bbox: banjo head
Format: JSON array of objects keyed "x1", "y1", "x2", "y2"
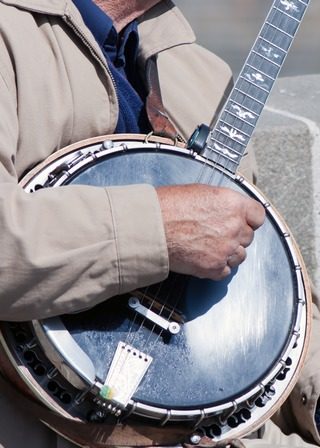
[{"x1": 0, "y1": 135, "x2": 311, "y2": 443}]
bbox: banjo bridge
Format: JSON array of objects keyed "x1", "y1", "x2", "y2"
[{"x1": 99, "y1": 341, "x2": 153, "y2": 412}]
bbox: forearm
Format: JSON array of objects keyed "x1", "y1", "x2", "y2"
[{"x1": 0, "y1": 181, "x2": 168, "y2": 321}]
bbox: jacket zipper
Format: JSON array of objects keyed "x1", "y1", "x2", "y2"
[{"x1": 63, "y1": 14, "x2": 118, "y2": 104}]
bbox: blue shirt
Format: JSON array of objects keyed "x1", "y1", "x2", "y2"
[{"x1": 72, "y1": 0, "x2": 150, "y2": 133}]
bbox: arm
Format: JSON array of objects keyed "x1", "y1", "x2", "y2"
[{"x1": 0, "y1": 72, "x2": 169, "y2": 321}]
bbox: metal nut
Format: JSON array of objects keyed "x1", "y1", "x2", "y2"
[{"x1": 189, "y1": 434, "x2": 202, "y2": 445}]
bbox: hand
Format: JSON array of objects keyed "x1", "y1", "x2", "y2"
[{"x1": 156, "y1": 184, "x2": 265, "y2": 280}]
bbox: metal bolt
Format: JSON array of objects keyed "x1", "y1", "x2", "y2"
[
  {"x1": 169, "y1": 322, "x2": 181, "y2": 334},
  {"x1": 190, "y1": 434, "x2": 202, "y2": 445},
  {"x1": 102, "y1": 140, "x2": 114, "y2": 149},
  {"x1": 128, "y1": 296, "x2": 139, "y2": 308}
]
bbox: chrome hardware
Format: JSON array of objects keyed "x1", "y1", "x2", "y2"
[
  {"x1": 101, "y1": 341, "x2": 152, "y2": 409},
  {"x1": 128, "y1": 296, "x2": 181, "y2": 334},
  {"x1": 102, "y1": 140, "x2": 114, "y2": 150},
  {"x1": 189, "y1": 434, "x2": 202, "y2": 445}
]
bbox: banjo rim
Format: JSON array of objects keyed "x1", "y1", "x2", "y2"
[{"x1": 1, "y1": 133, "x2": 312, "y2": 444}]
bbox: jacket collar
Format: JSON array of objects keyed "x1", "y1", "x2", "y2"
[
  {"x1": 0, "y1": 0, "x2": 69, "y2": 15},
  {"x1": 138, "y1": 0, "x2": 195, "y2": 66},
  {"x1": 0, "y1": 0, "x2": 195, "y2": 61}
]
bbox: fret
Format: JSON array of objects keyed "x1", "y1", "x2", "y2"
[
  {"x1": 221, "y1": 112, "x2": 254, "y2": 141},
  {"x1": 239, "y1": 73, "x2": 271, "y2": 94},
  {"x1": 254, "y1": 37, "x2": 287, "y2": 66},
  {"x1": 248, "y1": 52, "x2": 281, "y2": 80},
  {"x1": 222, "y1": 109, "x2": 256, "y2": 132},
  {"x1": 245, "y1": 63, "x2": 275, "y2": 82},
  {"x1": 260, "y1": 24, "x2": 292, "y2": 50},
  {"x1": 218, "y1": 119, "x2": 252, "y2": 139},
  {"x1": 227, "y1": 100, "x2": 259, "y2": 123},
  {"x1": 231, "y1": 89, "x2": 265, "y2": 117},
  {"x1": 237, "y1": 79, "x2": 269, "y2": 104},
  {"x1": 274, "y1": 6, "x2": 300, "y2": 23},
  {"x1": 210, "y1": 128, "x2": 248, "y2": 156},
  {"x1": 276, "y1": 0, "x2": 308, "y2": 20},
  {"x1": 205, "y1": 143, "x2": 240, "y2": 162},
  {"x1": 216, "y1": 126, "x2": 249, "y2": 147},
  {"x1": 208, "y1": 137, "x2": 243, "y2": 163},
  {"x1": 220, "y1": 103, "x2": 257, "y2": 134},
  {"x1": 268, "y1": 9, "x2": 300, "y2": 36},
  {"x1": 223, "y1": 114, "x2": 257, "y2": 138},
  {"x1": 259, "y1": 36, "x2": 287, "y2": 53},
  {"x1": 241, "y1": 66, "x2": 275, "y2": 93},
  {"x1": 233, "y1": 88, "x2": 265, "y2": 106},
  {"x1": 265, "y1": 21, "x2": 293, "y2": 38},
  {"x1": 200, "y1": 146, "x2": 239, "y2": 173},
  {"x1": 251, "y1": 49, "x2": 281, "y2": 68},
  {"x1": 210, "y1": 138, "x2": 246, "y2": 156},
  {"x1": 220, "y1": 115, "x2": 254, "y2": 139}
]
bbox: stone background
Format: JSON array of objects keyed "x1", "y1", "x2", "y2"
[{"x1": 174, "y1": 0, "x2": 320, "y2": 77}]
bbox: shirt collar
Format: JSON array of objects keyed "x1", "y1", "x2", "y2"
[
  {"x1": 72, "y1": 0, "x2": 139, "y2": 69},
  {"x1": 72, "y1": 0, "x2": 114, "y2": 48}
]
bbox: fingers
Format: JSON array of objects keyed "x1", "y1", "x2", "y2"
[
  {"x1": 239, "y1": 224, "x2": 254, "y2": 248},
  {"x1": 245, "y1": 199, "x2": 266, "y2": 230},
  {"x1": 214, "y1": 265, "x2": 232, "y2": 280},
  {"x1": 205, "y1": 245, "x2": 246, "y2": 280},
  {"x1": 211, "y1": 246, "x2": 246, "y2": 280},
  {"x1": 236, "y1": 198, "x2": 265, "y2": 251},
  {"x1": 227, "y1": 245, "x2": 247, "y2": 268}
]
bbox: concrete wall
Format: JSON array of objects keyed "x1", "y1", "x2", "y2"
[
  {"x1": 174, "y1": 0, "x2": 320, "y2": 79},
  {"x1": 252, "y1": 74, "x2": 320, "y2": 289}
]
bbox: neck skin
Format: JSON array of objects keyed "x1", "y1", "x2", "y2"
[{"x1": 93, "y1": 0, "x2": 161, "y2": 32}]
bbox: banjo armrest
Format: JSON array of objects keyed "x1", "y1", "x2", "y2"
[{"x1": 32, "y1": 318, "x2": 96, "y2": 389}]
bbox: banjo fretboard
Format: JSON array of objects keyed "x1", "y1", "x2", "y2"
[{"x1": 202, "y1": 0, "x2": 310, "y2": 173}]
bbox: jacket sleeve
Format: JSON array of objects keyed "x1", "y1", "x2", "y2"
[
  {"x1": 243, "y1": 419, "x2": 319, "y2": 447},
  {"x1": 0, "y1": 72, "x2": 169, "y2": 322}
]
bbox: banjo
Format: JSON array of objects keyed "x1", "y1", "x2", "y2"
[{"x1": 0, "y1": 0, "x2": 312, "y2": 446}]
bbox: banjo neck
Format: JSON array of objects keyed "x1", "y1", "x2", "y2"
[{"x1": 198, "y1": 0, "x2": 310, "y2": 174}]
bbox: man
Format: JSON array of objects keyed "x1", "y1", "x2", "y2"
[
  {"x1": 0, "y1": 0, "x2": 263, "y2": 321},
  {"x1": 0, "y1": 1, "x2": 317, "y2": 447}
]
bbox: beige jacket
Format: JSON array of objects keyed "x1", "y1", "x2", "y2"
[
  {"x1": 0, "y1": 1, "x2": 319, "y2": 448},
  {"x1": 0, "y1": 0, "x2": 240, "y2": 322}
]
